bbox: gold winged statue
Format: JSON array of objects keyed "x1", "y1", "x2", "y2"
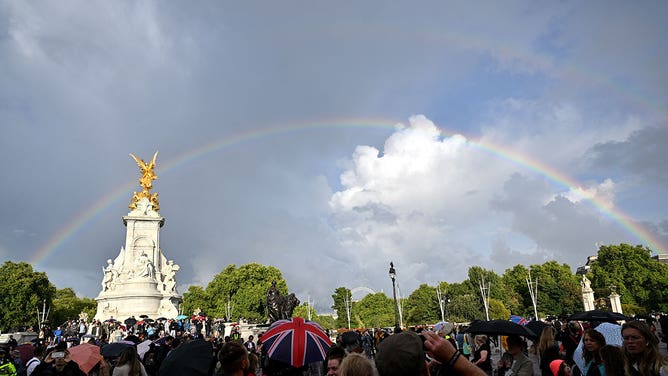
[{"x1": 129, "y1": 151, "x2": 160, "y2": 211}]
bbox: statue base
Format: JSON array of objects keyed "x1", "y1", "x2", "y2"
[{"x1": 94, "y1": 280, "x2": 180, "y2": 321}]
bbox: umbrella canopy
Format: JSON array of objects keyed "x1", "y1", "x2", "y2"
[
  {"x1": 103, "y1": 319, "x2": 118, "y2": 323},
  {"x1": 466, "y1": 320, "x2": 537, "y2": 338},
  {"x1": 568, "y1": 310, "x2": 629, "y2": 323},
  {"x1": 124, "y1": 317, "x2": 137, "y2": 326},
  {"x1": 69, "y1": 343, "x2": 101, "y2": 374},
  {"x1": 139, "y1": 315, "x2": 149, "y2": 319},
  {"x1": 158, "y1": 339, "x2": 213, "y2": 376},
  {"x1": 175, "y1": 315, "x2": 188, "y2": 320},
  {"x1": 156, "y1": 317, "x2": 168, "y2": 321},
  {"x1": 573, "y1": 322, "x2": 623, "y2": 372},
  {"x1": 137, "y1": 340, "x2": 153, "y2": 360},
  {"x1": 525, "y1": 321, "x2": 549, "y2": 340},
  {"x1": 15, "y1": 344, "x2": 34, "y2": 364},
  {"x1": 100, "y1": 342, "x2": 133, "y2": 358},
  {"x1": 262, "y1": 317, "x2": 333, "y2": 368}
]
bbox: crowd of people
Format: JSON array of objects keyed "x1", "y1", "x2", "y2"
[{"x1": 0, "y1": 313, "x2": 666, "y2": 376}]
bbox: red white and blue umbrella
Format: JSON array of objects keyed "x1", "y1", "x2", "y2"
[{"x1": 262, "y1": 317, "x2": 333, "y2": 368}]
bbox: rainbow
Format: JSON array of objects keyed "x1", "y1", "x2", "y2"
[{"x1": 30, "y1": 118, "x2": 665, "y2": 266}]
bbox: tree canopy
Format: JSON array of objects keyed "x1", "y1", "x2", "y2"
[
  {"x1": 0, "y1": 261, "x2": 56, "y2": 331},
  {"x1": 589, "y1": 244, "x2": 668, "y2": 312},
  {"x1": 181, "y1": 263, "x2": 288, "y2": 322}
]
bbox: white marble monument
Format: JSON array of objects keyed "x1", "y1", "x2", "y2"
[
  {"x1": 581, "y1": 274, "x2": 596, "y2": 311},
  {"x1": 94, "y1": 152, "x2": 181, "y2": 320}
]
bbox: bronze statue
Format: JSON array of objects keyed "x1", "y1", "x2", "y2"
[
  {"x1": 266, "y1": 281, "x2": 300, "y2": 323},
  {"x1": 129, "y1": 151, "x2": 160, "y2": 211}
]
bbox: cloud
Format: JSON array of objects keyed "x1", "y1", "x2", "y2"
[
  {"x1": 1, "y1": 2, "x2": 666, "y2": 314},
  {"x1": 584, "y1": 126, "x2": 668, "y2": 189}
]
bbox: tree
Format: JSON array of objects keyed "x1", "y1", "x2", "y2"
[
  {"x1": 404, "y1": 284, "x2": 439, "y2": 326},
  {"x1": 331, "y1": 287, "x2": 352, "y2": 328},
  {"x1": 447, "y1": 294, "x2": 483, "y2": 322},
  {"x1": 181, "y1": 285, "x2": 210, "y2": 318},
  {"x1": 353, "y1": 293, "x2": 394, "y2": 328},
  {"x1": 182, "y1": 263, "x2": 288, "y2": 322},
  {"x1": 0, "y1": 262, "x2": 56, "y2": 331},
  {"x1": 50, "y1": 288, "x2": 97, "y2": 326},
  {"x1": 589, "y1": 244, "x2": 668, "y2": 311},
  {"x1": 528, "y1": 261, "x2": 581, "y2": 316},
  {"x1": 488, "y1": 298, "x2": 510, "y2": 320},
  {"x1": 501, "y1": 264, "x2": 532, "y2": 316},
  {"x1": 292, "y1": 302, "x2": 336, "y2": 330}
]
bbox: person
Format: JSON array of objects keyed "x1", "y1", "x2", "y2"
[
  {"x1": 112, "y1": 347, "x2": 147, "y2": 376},
  {"x1": 580, "y1": 329, "x2": 606, "y2": 376},
  {"x1": 216, "y1": 342, "x2": 249, "y2": 376},
  {"x1": 0, "y1": 348, "x2": 17, "y2": 375},
  {"x1": 599, "y1": 345, "x2": 629, "y2": 376},
  {"x1": 31, "y1": 348, "x2": 86, "y2": 376},
  {"x1": 325, "y1": 345, "x2": 346, "y2": 376},
  {"x1": 6, "y1": 336, "x2": 17, "y2": 352},
  {"x1": 244, "y1": 335, "x2": 257, "y2": 355},
  {"x1": 560, "y1": 322, "x2": 582, "y2": 366},
  {"x1": 621, "y1": 320, "x2": 668, "y2": 376},
  {"x1": 10, "y1": 350, "x2": 24, "y2": 376},
  {"x1": 551, "y1": 360, "x2": 572, "y2": 376},
  {"x1": 540, "y1": 326, "x2": 562, "y2": 376},
  {"x1": 422, "y1": 331, "x2": 487, "y2": 376},
  {"x1": 26, "y1": 346, "x2": 44, "y2": 376},
  {"x1": 338, "y1": 353, "x2": 375, "y2": 376},
  {"x1": 472, "y1": 335, "x2": 493, "y2": 375},
  {"x1": 247, "y1": 353, "x2": 259, "y2": 376},
  {"x1": 497, "y1": 335, "x2": 533, "y2": 376},
  {"x1": 374, "y1": 331, "x2": 427, "y2": 376}
]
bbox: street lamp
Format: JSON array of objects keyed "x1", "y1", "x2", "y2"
[{"x1": 389, "y1": 262, "x2": 400, "y2": 332}]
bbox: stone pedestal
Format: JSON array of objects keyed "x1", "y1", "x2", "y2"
[
  {"x1": 581, "y1": 275, "x2": 596, "y2": 311},
  {"x1": 609, "y1": 292, "x2": 623, "y2": 315},
  {"x1": 94, "y1": 198, "x2": 181, "y2": 321}
]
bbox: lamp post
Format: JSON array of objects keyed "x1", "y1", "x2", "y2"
[{"x1": 389, "y1": 262, "x2": 400, "y2": 332}]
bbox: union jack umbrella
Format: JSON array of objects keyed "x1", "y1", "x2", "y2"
[{"x1": 262, "y1": 317, "x2": 333, "y2": 368}]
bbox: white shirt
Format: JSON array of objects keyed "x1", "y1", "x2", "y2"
[{"x1": 26, "y1": 357, "x2": 40, "y2": 376}]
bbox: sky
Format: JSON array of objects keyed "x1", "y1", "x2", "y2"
[{"x1": 1, "y1": 1, "x2": 667, "y2": 314}]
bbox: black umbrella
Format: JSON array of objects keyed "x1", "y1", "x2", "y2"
[
  {"x1": 466, "y1": 320, "x2": 536, "y2": 338},
  {"x1": 100, "y1": 342, "x2": 133, "y2": 358},
  {"x1": 139, "y1": 315, "x2": 149, "y2": 319},
  {"x1": 124, "y1": 317, "x2": 137, "y2": 327},
  {"x1": 124, "y1": 335, "x2": 141, "y2": 344},
  {"x1": 525, "y1": 321, "x2": 549, "y2": 339},
  {"x1": 156, "y1": 317, "x2": 168, "y2": 321},
  {"x1": 567, "y1": 310, "x2": 629, "y2": 323},
  {"x1": 158, "y1": 339, "x2": 213, "y2": 376}
]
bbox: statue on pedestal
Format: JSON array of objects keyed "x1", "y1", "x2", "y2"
[
  {"x1": 581, "y1": 275, "x2": 592, "y2": 290},
  {"x1": 129, "y1": 152, "x2": 160, "y2": 212},
  {"x1": 266, "y1": 281, "x2": 300, "y2": 323},
  {"x1": 134, "y1": 253, "x2": 155, "y2": 279},
  {"x1": 102, "y1": 259, "x2": 119, "y2": 291},
  {"x1": 163, "y1": 260, "x2": 180, "y2": 292}
]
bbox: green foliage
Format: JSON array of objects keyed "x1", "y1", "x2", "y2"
[
  {"x1": 448, "y1": 294, "x2": 483, "y2": 322},
  {"x1": 0, "y1": 261, "x2": 56, "y2": 331},
  {"x1": 488, "y1": 298, "x2": 510, "y2": 320},
  {"x1": 181, "y1": 263, "x2": 288, "y2": 322},
  {"x1": 529, "y1": 261, "x2": 581, "y2": 316},
  {"x1": 292, "y1": 303, "x2": 337, "y2": 330},
  {"x1": 353, "y1": 293, "x2": 394, "y2": 328},
  {"x1": 404, "y1": 284, "x2": 439, "y2": 326},
  {"x1": 331, "y1": 287, "x2": 352, "y2": 328},
  {"x1": 590, "y1": 244, "x2": 668, "y2": 311},
  {"x1": 181, "y1": 285, "x2": 209, "y2": 317},
  {"x1": 51, "y1": 288, "x2": 96, "y2": 325}
]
